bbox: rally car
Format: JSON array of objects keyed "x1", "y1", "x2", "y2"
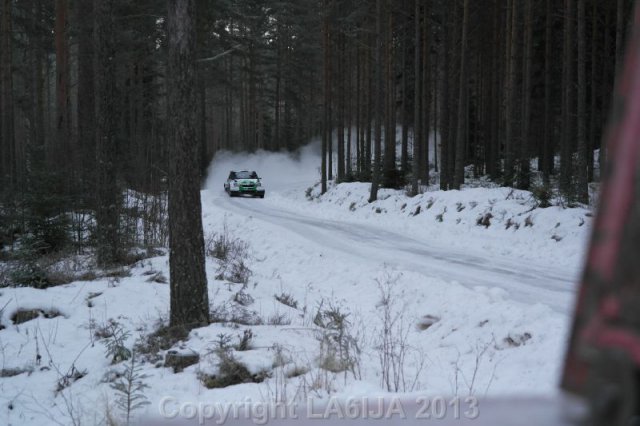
[{"x1": 224, "y1": 170, "x2": 265, "y2": 198}]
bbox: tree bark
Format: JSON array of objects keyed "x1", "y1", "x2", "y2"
[
  {"x1": 421, "y1": 0, "x2": 431, "y2": 184},
  {"x1": 321, "y1": 0, "x2": 330, "y2": 193},
  {"x1": 411, "y1": 0, "x2": 422, "y2": 194},
  {"x1": 54, "y1": 0, "x2": 70, "y2": 170},
  {"x1": 167, "y1": 0, "x2": 209, "y2": 329},
  {"x1": 77, "y1": 0, "x2": 95, "y2": 189},
  {"x1": 576, "y1": 0, "x2": 589, "y2": 203},
  {"x1": 504, "y1": 0, "x2": 516, "y2": 187},
  {"x1": 452, "y1": 0, "x2": 469, "y2": 190},
  {"x1": 0, "y1": 0, "x2": 14, "y2": 187},
  {"x1": 560, "y1": 0, "x2": 575, "y2": 199},
  {"x1": 383, "y1": 8, "x2": 396, "y2": 188},
  {"x1": 518, "y1": 0, "x2": 532, "y2": 190},
  {"x1": 369, "y1": 0, "x2": 383, "y2": 202},
  {"x1": 542, "y1": 0, "x2": 553, "y2": 184},
  {"x1": 95, "y1": 0, "x2": 121, "y2": 266}
]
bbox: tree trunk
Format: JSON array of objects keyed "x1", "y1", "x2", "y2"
[
  {"x1": 542, "y1": 0, "x2": 553, "y2": 184},
  {"x1": 383, "y1": 9, "x2": 396, "y2": 188},
  {"x1": 518, "y1": 0, "x2": 532, "y2": 190},
  {"x1": 0, "y1": 0, "x2": 15, "y2": 187},
  {"x1": 560, "y1": 0, "x2": 575, "y2": 199},
  {"x1": 421, "y1": 0, "x2": 431, "y2": 184},
  {"x1": 320, "y1": 0, "x2": 331, "y2": 194},
  {"x1": 452, "y1": 0, "x2": 469, "y2": 190},
  {"x1": 54, "y1": 0, "x2": 70, "y2": 171},
  {"x1": 439, "y1": 0, "x2": 451, "y2": 190},
  {"x1": 600, "y1": 4, "x2": 612, "y2": 176},
  {"x1": 337, "y1": 34, "x2": 345, "y2": 183},
  {"x1": 504, "y1": 0, "x2": 516, "y2": 187},
  {"x1": 321, "y1": 0, "x2": 330, "y2": 193},
  {"x1": 411, "y1": 0, "x2": 421, "y2": 194},
  {"x1": 167, "y1": 0, "x2": 209, "y2": 329},
  {"x1": 77, "y1": 0, "x2": 95, "y2": 189},
  {"x1": 588, "y1": 0, "x2": 597, "y2": 182},
  {"x1": 576, "y1": 0, "x2": 589, "y2": 204},
  {"x1": 95, "y1": 0, "x2": 121, "y2": 266},
  {"x1": 400, "y1": 10, "x2": 409, "y2": 177},
  {"x1": 369, "y1": 0, "x2": 383, "y2": 202}
]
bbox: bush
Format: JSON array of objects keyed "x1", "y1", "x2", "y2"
[
  {"x1": 313, "y1": 301, "x2": 361, "y2": 377},
  {"x1": 532, "y1": 184, "x2": 552, "y2": 208},
  {"x1": 267, "y1": 312, "x2": 292, "y2": 326},
  {"x1": 275, "y1": 292, "x2": 298, "y2": 309},
  {"x1": 135, "y1": 323, "x2": 189, "y2": 362},
  {"x1": 210, "y1": 302, "x2": 263, "y2": 326},
  {"x1": 206, "y1": 226, "x2": 253, "y2": 284},
  {"x1": 234, "y1": 329, "x2": 254, "y2": 351},
  {"x1": 9, "y1": 263, "x2": 50, "y2": 289},
  {"x1": 102, "y1": 319, "x2": 132, "y2": 364},
  {"x1": 110, "y1": 351, "x2": 150, "y2": 424},
  {"x1": 476, "y1": 213, "x2": 493, "y2": 228},
  {"x1": 11, "y1": 308, "x2": 62, "y2": 324},
  {"x1": 200, "y1": 348, "x2": 267, "y2": 389}
]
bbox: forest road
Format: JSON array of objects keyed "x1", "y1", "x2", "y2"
[{"x1": 213, "y1": 191, "x2": 578, "y2": 314}]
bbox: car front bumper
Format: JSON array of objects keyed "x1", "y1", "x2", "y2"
[{"x1": 230, "y1": 188, "x2": 265, "y2": 196}]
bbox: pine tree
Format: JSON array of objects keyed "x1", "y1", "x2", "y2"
[{"x1": 167, "y1": 0, "x2": 209, "y2": 329}]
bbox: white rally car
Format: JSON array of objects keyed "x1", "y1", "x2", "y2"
[{"x1": 224, "y1": 170, "x2": 265, "y2": 198}]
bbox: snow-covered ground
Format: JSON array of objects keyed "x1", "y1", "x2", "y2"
[{"x1": 0, "y1": 147, "x2": 591, "y2": 425}]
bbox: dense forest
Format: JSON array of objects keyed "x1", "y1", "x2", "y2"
[{"x1": 0, "y1": 0, "x2": 634, "y2": 265}]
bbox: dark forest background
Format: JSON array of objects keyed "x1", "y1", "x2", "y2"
[{"x1": 0, "y1": 0, "x2": 634, "y2": 271}]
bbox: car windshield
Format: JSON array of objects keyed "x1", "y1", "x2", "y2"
[{"x1": 235, "y1": 171, "x2": 257, "y2": 179}]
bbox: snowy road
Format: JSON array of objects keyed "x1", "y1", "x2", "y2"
[{"x1": 211, "y1": 191, "x2": 579, "y2": 313}]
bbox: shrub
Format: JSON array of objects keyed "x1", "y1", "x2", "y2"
[
  {"x1": 206, "y1": 226, "x2": 253, "y2": 284},
  {"x1": 56, "y1": 364, "x2": 87, "y2": 394},
  {"x1": 210, "y1": 302, "x2": 263, "y2": 326},
  {"x1": 375, "y1": 275, "x2": 424, "y2": 392},
  {"x1": 102, "y1": 320, "x2": 132, "y2": 364},
  {"x1": 110, "y1": 351, "x2": 150, "y2": 424},
  {"x1": 228, "y1": 258, "x2": 252, "y2": 284},
  {"x1": 268, "y1": 312, "x2": 292, "y2": 326},
  {"x1": 313, "y1": 301, "x2": 361, "y2": 377},
  {"x1": 199, "y1": 349, "x2": 265, "y2": 389},
  {"x1": 234, "y1": 329, "x2": 254, "y2": 351},
  {"x1": 135, "y1": 323, "x2": 189, "y2": 362},
  {"x1": 9, "y1": 264, "x2": 50, "y2": 289},
  {"x1": 286, "y1": 365, "x2": 309, "y2": 378},
  {"x1": 0, "y1": 367, "x2": 33, "y2": 378},
  {"x1": 233, "y1": 290, "x2": 254, "y2": 306},
  {"x1": 476, "y1": 213, "x2": 493, "y2": 228},
  {"x1": 524, "y1": 215, "x2": 534, "y2": 227},
  {"x1": 11, "y1": 308, "x2": 63, "y2": 324},
  {"x1": 275, "y1": 292, "x2": 299, "y2": 309},
  {"x1": 531, "y1": 184, "x2": 552, "y2": 208}
]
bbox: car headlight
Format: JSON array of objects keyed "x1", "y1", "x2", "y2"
[{"x1": 232, "y1": 181, "x2": 238, "y2": 187}]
